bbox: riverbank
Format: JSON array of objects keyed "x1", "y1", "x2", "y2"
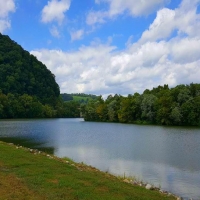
[{"x1": 0, "y1": 141, "x2": 178, "y2": 200}]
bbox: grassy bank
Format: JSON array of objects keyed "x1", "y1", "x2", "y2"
[{"x1": 0, "y1": 141, "x2": 176, "y2": 200}]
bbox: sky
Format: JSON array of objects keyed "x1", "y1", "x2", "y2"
[{"x1": 0, "y1": 0, "x2": 200, "y2": 96}]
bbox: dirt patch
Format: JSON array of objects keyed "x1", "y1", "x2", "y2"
[{"x1": 0, "y1": 167, "x2": 45, "y2": 200}]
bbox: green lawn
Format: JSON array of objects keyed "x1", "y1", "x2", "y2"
[{"x1": 0, "y1": 141, "x2": 176, "y2": 200}]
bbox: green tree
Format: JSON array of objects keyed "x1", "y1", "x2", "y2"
[
  {"x1": 141, "y1": 94, "x2": 157, "y2": 122},
  {"x1": 170, "y1": 106, "x2": 182, "y2": 125},
  {"x1": 107, "y1": 100, "x2": 118, "y2": 122},
  {"x1": 181, "y1": 97, "x2": 200, "y2": 126},
  {"x1": 155, "y1": 91, "x2": 173, "y2": 125}
]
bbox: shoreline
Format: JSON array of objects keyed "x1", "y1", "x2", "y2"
[{"x1": 0, "y1": 140, "x2": 180, "y2": 200}]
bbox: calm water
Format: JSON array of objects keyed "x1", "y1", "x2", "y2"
[{"x1": 0, "y1": 118, "x2": 200, "y2": 199}]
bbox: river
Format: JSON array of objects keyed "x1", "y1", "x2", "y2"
[{"x1": 0, "y1": 118, "x2": 200, "y2": 199}]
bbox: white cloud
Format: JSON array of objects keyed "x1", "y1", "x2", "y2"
[
  {"x1": 0, "y1": 0, "x2": 15, "y2": 33},
  {"x1": 0, "y1": 19, "x2": 11, "y2": 33},
  {"x1": 86, "y1": 11, "x2": 108, "y2": 25},
  {"x1": 170, "y1": 37, "x2": 200, "y2": 64},
  {"x1": 0, "y1": 0, "x2": 15, "y2": 17},
  {"x1": 175, "y1": 0, "x2": 200, "y2": 38},
  {"x1": 86, "y1": 0, "x2": 170, "y2": 25},
  {"x1": 70, "y1": 29, "x2": 84, "y2": 41},
  {"x1": 140, "y1": 8, "x2": 176, "y2": 43},
  {"x1": 107, "y1": 0, "x2": 169, "y2": 16},
  {"x1": 31, "y1": 37, "x2": 200, "y2": 95},
  {"x1": 50, "y1": 26, "x2": 60, "y2": 38},
  {"x1": 31, "y1": 0, "x2": 200, "y2": 95},
  {"x1": 41, "y1": 0, "x2": 71, "y2": 24},
  {"x1": 31, "y1": 44, "x2": 116, "y2": 94},
  {"x1": 140, "y1": 0, "x2": 200, "y2": 43}
]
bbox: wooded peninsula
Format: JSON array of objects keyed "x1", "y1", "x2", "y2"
[{"x1": 82, "y1": 83, "x2": 200, "y2": 126}]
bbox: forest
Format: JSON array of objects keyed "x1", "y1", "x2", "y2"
[
  {"x1": 1, "y1": 33, "x2": 200, "y2": 124},
  {"x1": 0, "y1": 33, "x2": 60, "y2": 106},
  {"x1": 0, "y1": 33, "x2": 80, "y2": 118},
  {"x1": 82, "y1": 83, "x2": 200, "y2": 126}
]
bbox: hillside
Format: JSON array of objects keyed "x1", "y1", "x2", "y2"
[
  {"x1": 0, "y1": 33, "x2": 60, "y2": 105},
  {"x1": 61, "y1": 93, "x2": 98, "y2": 103}
]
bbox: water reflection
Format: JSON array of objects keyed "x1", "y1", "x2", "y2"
[
  {"x1": 55, "y1": 144, "x2": 200, "y2": 199},
  {"x1": 0, "y1": 136, "x2": 55, "y2": 154},
  {"x1": 0, "y1": 118, "x2": 200, "y2": 199}
]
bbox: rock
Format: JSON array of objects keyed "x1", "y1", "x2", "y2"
[
  {"x1": 130, "y1": 180, "x2": 138, "y2": 185},
  {"x1": 145, "y1": 184, "x2": 152, "y2": 190},
  {"x1": 76, "y1": 167, "x2": 82, "y2": 171},
  {"x1": 123, "y1": 179, "x2": 130, "y2": 183},
  {"x1": 177, "y1": 197, "x2": 183, "y2": 200}
]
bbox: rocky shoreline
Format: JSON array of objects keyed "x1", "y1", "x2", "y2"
[{"x1": 5, "y1": 142, "x2": 186, "y2": 200}]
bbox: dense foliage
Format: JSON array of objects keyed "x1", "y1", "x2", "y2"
[
  {"x1": 0, "y1": 33, "x2": 60, "y2": 106},
  {"x1": 61, "y1": 93, "x2": 74, "y2": 101},
  {"x1": 82, "y1": 83, "x2": 200, "y2": 126},
  {"x1": 0, "y1": 91, "x2": 81, "y2": 118},
  {"x1": 0, "y1": 33, "x2": 81, "y2": 118}
]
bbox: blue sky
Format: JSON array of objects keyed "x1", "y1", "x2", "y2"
[{"x1": 1, "y1": 0, "x2": 200, "y2": 96}]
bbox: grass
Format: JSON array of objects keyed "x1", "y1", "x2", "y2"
[
  {"x1": 0, "y1": 141, "x2": 176, "y2": 200},
  {"x1": 72, "y1": 96, "x2": 92, "y2": 102}
]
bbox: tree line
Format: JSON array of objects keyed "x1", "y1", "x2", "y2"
[
  {"x1": 82, "y1": 83, "x2": 200, "y2": 126},
  {"x1": 0, "y1": 91, "x2": 80, "y2": 118}
]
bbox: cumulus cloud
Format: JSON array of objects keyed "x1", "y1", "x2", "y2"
[
  {"x1": 31, "y1": 0, "x2": 200, "y2": 95},
  {"x1": 170, "y1": 38, "x2": 200, "y2": 64},
  {"x1": 140, "y1": 0, "x2": 200, "y2": 43},
  {"x1": 86, "y1": 0, "x2": 169, "y2": 25},
  {"x1": 70, "y1": 29, "x2": 84, "y2": 41},
  {"x1": 31, "y1": 39, "x2": 200, "y2": 94},
  {"x1": 0, "y1": 0, "x2": 15, "y2": 33},
  {"x1": 140, "y1": 8, "x2": 176, "y2": 43},
  {"x1": 31, "y1": 44, "x2": 116, "y2": 94},
  {"x1": 41, "y1": 0, "x2": 71, "y2": 24}
]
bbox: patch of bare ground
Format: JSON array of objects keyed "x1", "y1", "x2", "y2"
[{"x1": 0, "y1": 163, "x2": 44, "y2": 200}]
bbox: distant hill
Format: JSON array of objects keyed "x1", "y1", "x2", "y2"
[
  {"x1": 61, "y1": 93, "x2": 98, "y2": 103},
  {"x1": 0, "y1": 33, "x2": 60, "y2": 105}
]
